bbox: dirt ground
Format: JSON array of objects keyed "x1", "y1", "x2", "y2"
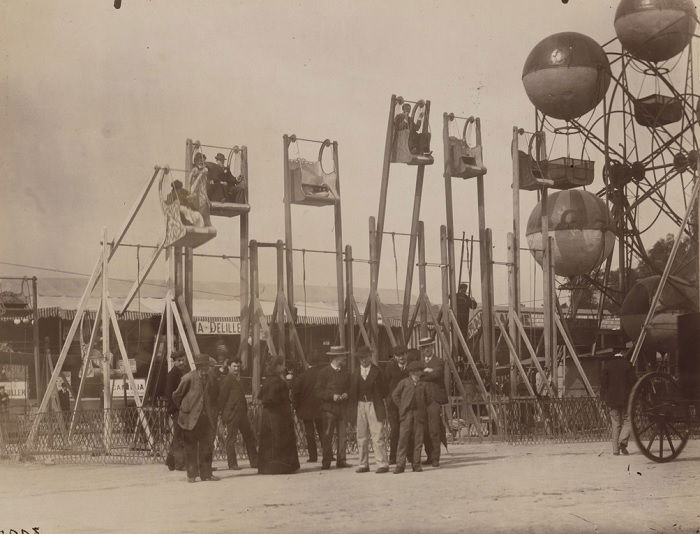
[{"x1": 1, "y1": 440, "x2": 699, "y2": 534}]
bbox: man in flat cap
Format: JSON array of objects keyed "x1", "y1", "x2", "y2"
[
  {"x1": 419, "y1": 337, "x2": 446, "y2": 467},
  {"x1": 348, "y1": 347, "x2": 390, "y2": 473},
  {"x1": 391, "y1": 361, "x2": 430, "y2": 473},
  {"x1": 385, "y1": 344, "x2": 409, "y2": 465},
  {"x1": 172, "y1": 353, "x2": 220, "y2": 482},
  {"x1": 314, "y1": 346, "x2": 351, "y2": 470}
]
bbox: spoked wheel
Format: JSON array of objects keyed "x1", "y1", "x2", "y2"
[{"x1": 629, "y1": 371, "x2": 690, "y2": 463}]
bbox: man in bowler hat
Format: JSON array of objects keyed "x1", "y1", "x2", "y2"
[
  {"x1": 419, "y1": 336, "x2": 446, "y2": 467},
  {"x1": 314, "y1": 346, "x2": 352, "y2": 470},
  {"x1": 349, "y1": 346, "x2": 390, "y2": 473},
  {"x1": 172, "y1": 353, "x2": 220, "y2": 482}
]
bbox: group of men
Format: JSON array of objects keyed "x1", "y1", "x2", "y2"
[
  {"x1": 293, "y1": 337, "x2": 446, "y2": 474},
  {"x1": 163, "y1": 335, "x2": 448, "y2": 482},
  {"x1": 165, "y1": 345, "x2": 258, "y2": 483}
]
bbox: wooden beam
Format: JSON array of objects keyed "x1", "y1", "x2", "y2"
[
  {"x1": 554, "y1": 314, "x2": 596, "y2": 397},
  {"x1": 509, "y1": 309, "x2": 555, "y2": 397},
  {"x1": 495, "y1": 314, "x2": 536, "y2": 398},
  {"x1": 119, "y1": 241, "x2": 164, "y2": 314}
]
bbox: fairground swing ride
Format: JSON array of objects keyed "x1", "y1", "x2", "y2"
[
  {"x1": 516, "y1": 0, "x2": 699, "y2": 460},
  {"x1": 25, "y1": 138, "x2": 251, "y2": 454}
]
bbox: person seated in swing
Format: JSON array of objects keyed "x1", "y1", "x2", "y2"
[
  {"x1": 391, "y1": 103, "x2": 414, "y2": 162},
  {"x1": 204, "y1": 152, "x2": 227, "y2": 203},
  {"x1": 391, "y1": 102, "x2": 432, "y2": 164},
  {"x1": 171, "y1": 180, "x2": 204, "y2": 228},
  {"x1": 203, "y1": 152, "x2": 244, "y2": 203}
]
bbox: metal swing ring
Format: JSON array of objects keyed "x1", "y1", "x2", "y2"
[
  {"x1": 462, "y1": 116, "x2": 477, "y2": 147},
  {"x1": 410, "y1": 100, "x2": 426, "y2": 122},
  {"x1": 642, "y1": 66, "x2": 670, "y2": 76},
  {"x1": 553, "y1": 123, "x2": 581, "y2": 136},
  {"x1": 317, "y1": 139, "x2": 334, "y2": 175},
  {"x1": 227, "y1": 145, "x2": 241, "y2": 177}
]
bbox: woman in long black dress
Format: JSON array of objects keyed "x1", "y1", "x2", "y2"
[{"x1": 257, "y1": 357, "x2": 300, "y2": 474}]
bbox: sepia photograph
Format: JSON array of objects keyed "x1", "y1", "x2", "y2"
[{"x1": 1, "y1": 0, "x2": 699, "y2": 532}]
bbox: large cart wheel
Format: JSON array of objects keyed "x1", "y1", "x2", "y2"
[{"x1": 629, "y1": 371, "x2": 690, "y2": 463}]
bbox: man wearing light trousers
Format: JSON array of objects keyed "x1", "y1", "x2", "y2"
[{"x1": 348, "y1": 346, "x2": 390, "y2": 474}]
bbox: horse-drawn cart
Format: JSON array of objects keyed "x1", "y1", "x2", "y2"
[{"x1": 629, "y1": 312, "x2": 700, "y2": 462}]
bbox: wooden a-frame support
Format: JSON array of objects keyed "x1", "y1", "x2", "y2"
[
  {"x1": 27, "y1": 166, "x2": 167, "y2": 450},
  {"x1": 27, "y1": 229, "x2": 153, "y2": 451},
  {"x1": 246, "y1": 240, "x2": 309, "y2": 398}
]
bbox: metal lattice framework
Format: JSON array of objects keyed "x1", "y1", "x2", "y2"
[{"x1": 531, "y1": 34, "x2": 699, "y2": 359}]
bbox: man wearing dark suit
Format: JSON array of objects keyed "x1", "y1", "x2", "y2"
[
  {"x1": 391, "y1": 361, "x2": 430, "y2": 473},
  {"x1": 349, "y1": 347, "x2": 390, "y2": 474},
  {"x1": 600, "y1": 349, "x2": 637, "y2": 455},
  {"x1": 314, "y1": 346, "x2": 351, "y2": 470},
  {"x1": 385, "y1": 345, "x2": 409, "y2": 465},
  {"x1": 292, "y1": 353, "x2": 323, "y2": 463},
  {"x1": 165, "y1": 351, "x2": 187, "y2": 471},
  {"x1": 218, "y1": 358, "x2": 258, "y2": 470},
  {"x1": 419, "y1": 337, "x2": 446, "y2": 467},
  {"x1": 172, "y1": 353, "x2": 220, "y2": 483}
]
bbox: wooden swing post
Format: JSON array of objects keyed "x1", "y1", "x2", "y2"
[
  {"x1": 345, "y1": 245, "x2": 357, "y2": 373},
  {"x1": 276, "y1": 240, "x2": 287, "y2": 364},
  {"x1": 239, "y1": 146, "x2": 251, "y2": 369},
  {"x1": 250, "y1": 240, "x2": 262, "y2": 399},
  {"x1": 282, "y1": 135, "x2": 295, "y2": 321},
  {"x1": 401, "y1": 101, "x2": 431, "y2": 335},
  {"x1": 369, "y1": 217, "x2": 380, "y2": 364},
  {"x1": 101, "y1": 228, "x2": 112, "y2": 452},
  {"x1": 509, "y1": 126, "x2": 522, "y2": 397},
  {"x1": 332, "y1": 141, "x2": 346, "y2": 349}
]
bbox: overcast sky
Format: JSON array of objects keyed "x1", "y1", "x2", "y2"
[{"x1": 1, "y1": 0, "x2": 696, "y2": 313}]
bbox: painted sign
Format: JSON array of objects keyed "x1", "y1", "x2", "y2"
[
  {"x1": 195, "y1": 320, "x2": 241, "y2": 335},
  {"x1": 0, "y1": 380, "x2": 27, "y2": 399},
  {"x1": 110, "y1": 378, "x2": 146, "y2": 398}
]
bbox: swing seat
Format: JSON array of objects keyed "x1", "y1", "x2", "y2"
[
  {"x1": 547, "y1": 157, "x2": 594, "y2": 189},
  {"x1": 209, "y1": 202, "x2": 250, "y2": 218},
  {"x1": 517, "y1": 150, "x2": 551, "y2": 191},
  {"x1": 159, "y1": 171, "x2": 217, "y2": 249},
  {"x1": 171, "y1": 226, "x2": 217, "y2": 248},
  {"x1": 391, "y1": 129, "x2": 434, "y2": 166},
  {"x1": 289, "y1": 159, "x2": 338, "y2": 207},
  {"x1": 447, "y1": 136, "x2": 486, "y2": 179},
  {"x1": 634, "y1": 94, "x2": 683, "y2": 128}
]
